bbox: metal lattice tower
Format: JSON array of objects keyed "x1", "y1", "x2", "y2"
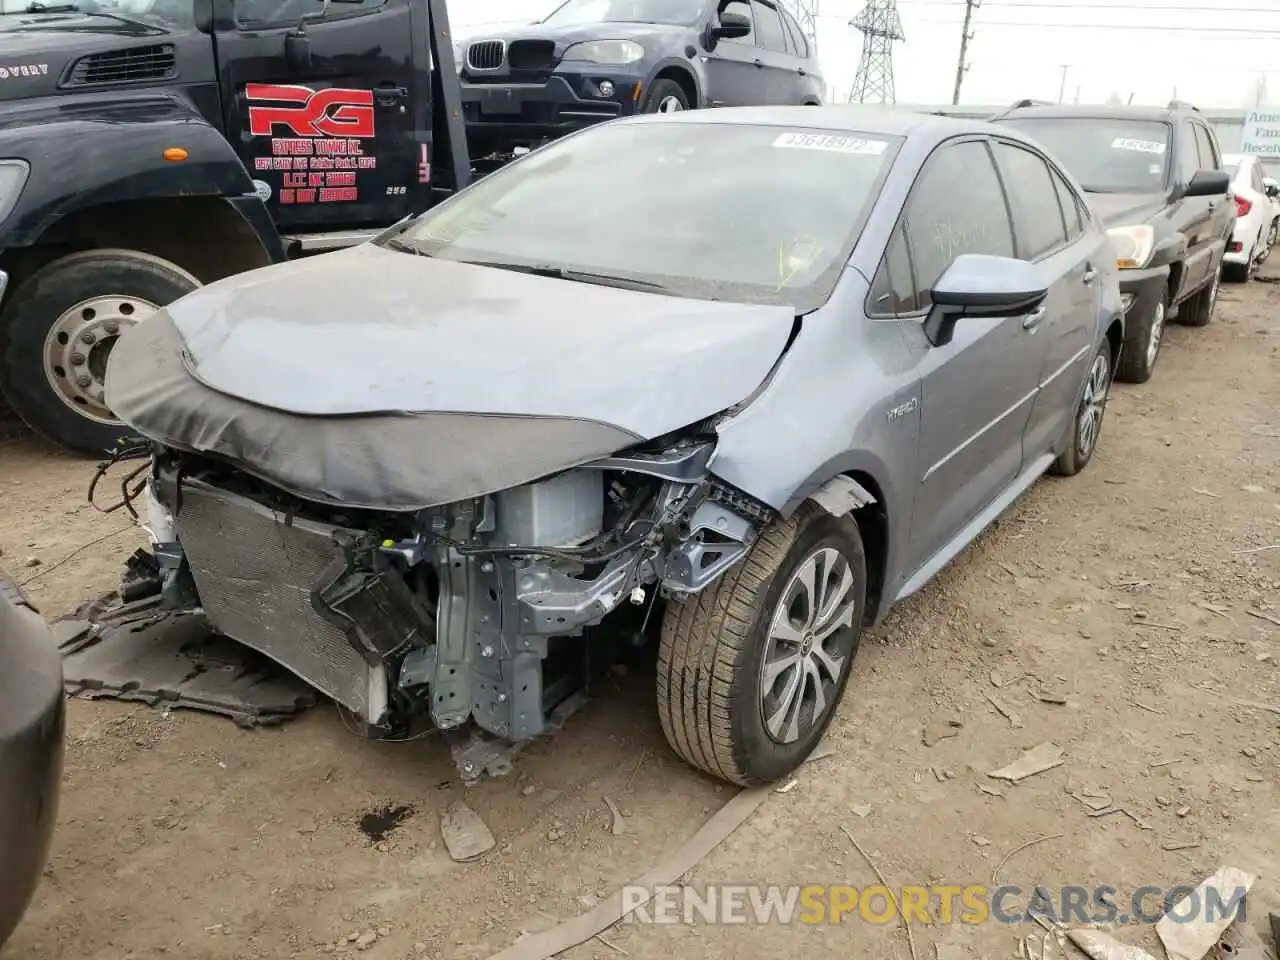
[
  {"x1": 781, "y1": 0, "x2": 819, "y2": 51},
  {"x1": 848, "y1": 0, "x2": 905, "y2": 104}
]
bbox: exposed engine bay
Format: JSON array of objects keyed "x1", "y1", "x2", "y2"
[{"x1": 115, "y1": 431, "x2": 778, "y2": 779}]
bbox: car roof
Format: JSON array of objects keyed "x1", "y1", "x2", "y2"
[
  {"x1": 995, "y1": 104, "x2": 1190, "y2": 123},
  {"x1": 619, "y1": 104, "x2": 1001, "y2": 140}
]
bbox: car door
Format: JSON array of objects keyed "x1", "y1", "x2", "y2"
[
  {"x1": 894, "y1": 138, "x2": 1052, "y2": 573},
  {"x1": 748, "y1": 0, "x2": 797, "y2": 103},
  {"x1": 991, "y1": 139, "x2": 1102, "y2": 460},
  {"x1": 1176, "y1": 120, "x2": 1225, "y2": 295},
  {"x1": 701, "y1": 0, "x2": 768, "y2": 106},
  {"x1": 212, "y1": 0, "x2": 424, "y2": 234}
]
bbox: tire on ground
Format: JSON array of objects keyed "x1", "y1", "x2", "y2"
[
  {"x1": 657, "y1": 501, "x2": 867, "y2": 786},
  {"x1": 1051, "y1": 339, "x2": 1112, "y2": 478},
  {"x1": 0, "y1": 249, "x2": 199, "y2": 455},
  {"x1": 1114, "y1": 291, "x2": 1167, "y2": 384},
  {"x1": 641, "y1": 78, "x2": 691, "y2": 113},
  {"x1": 1180, "y1": 271, "x2": 1219, "y2": 327}
]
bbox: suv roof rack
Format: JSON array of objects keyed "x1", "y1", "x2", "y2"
[{"x1": 1167, "y1": 99, "x2": 1199, "y2": 112}]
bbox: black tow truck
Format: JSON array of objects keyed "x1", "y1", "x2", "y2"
[{"x1": 0, "y1": 0, "x2": 472, "y2": 453}]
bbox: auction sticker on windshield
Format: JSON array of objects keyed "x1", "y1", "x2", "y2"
[
  {"x1": 1112, "y1": 137, "x2": 1166, "y2": 154},
  {"x1": 772, "y1": 133, "x2": 888, "y2": 155}
]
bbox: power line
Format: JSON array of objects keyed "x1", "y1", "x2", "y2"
[
  {"x1": 910, "y1": 18, "x2": 1280, "y2": 34},
  {"x1": 898, "y1": 0, "x2": 1280, "y2": 9}
]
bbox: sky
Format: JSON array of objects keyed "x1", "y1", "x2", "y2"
[{"x1": 448, "y1": 0, "x2": 1280, "y2": 109}]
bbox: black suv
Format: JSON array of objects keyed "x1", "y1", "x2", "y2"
[
  {"x1": 457, "y1": 0, "x2": 825, "y2": 157},
  {"x1": 993, "y1": 100, "x2": 1234, "y2": 384}
]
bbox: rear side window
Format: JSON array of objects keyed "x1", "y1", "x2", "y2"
[
  {"x1": 899, "y1": 139, "x2": 1015, "y2": 311},
  {"x1": 781, "y1": 9, "x2": 809, "y2": 57},
  {"x1": 750, "y1": 0, "x2": 788, "y2": 53},
  {"x1": 993, "y1": 142, "x2": 1068, "y2": 260},
  {"x1": 719, "y1": 0, "x2": 755, "y2": 44}
]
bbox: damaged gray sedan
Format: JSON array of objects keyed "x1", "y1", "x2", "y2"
[{"x1": 104, "y1": 107, "x2": 1123, "y2": 786}]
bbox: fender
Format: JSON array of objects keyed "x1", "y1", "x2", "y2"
[
  {"x1": 1148, "y1": 230, "x2": 1187, "y2": 271},
  {"x1": 0, "y1": 92, "x2": 280, "y2": 256},
  {"x1": 644, "y1": 57, "x2": 702, "y2": 107}
]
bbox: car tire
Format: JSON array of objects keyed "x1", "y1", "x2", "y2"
[
  {"x1": 1114, "y1": 291, "x2": 1167, "y2": 384},
  {"x1": 0, "y1": 249, "x2": 199, "y2": 455},
  {"x1": 657, "y1": 502, "x2": 866, "y2": 787},
  {"x1": 1181, "y1": 269, "x2": 1219, "y2": 327},
  {"x1": 1050, "y1": 339, "x2": 1112, "y2": 478},
  {"x1": 641, "y1": 78, "x2": 690, "y2": 114}
]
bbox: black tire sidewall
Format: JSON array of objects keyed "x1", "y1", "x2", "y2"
[
  {"x1": 641, "y1": 78, "x2": 690, "y2": 114},
  {"x1": 729, "y1": 512, "x2": 867, "y2": 783},
  {"x1": 0, "y1": 251, "x2": 198, "y2": 454}
]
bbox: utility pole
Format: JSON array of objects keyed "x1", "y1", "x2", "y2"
[
  {"x1": 951, "y1": 0, "x2": 979, "y2": 105},
  {"x1": 1058, "y1": 64, "x2": 1070, "y2": 103},
  {"x1": 1073, "y1": 84, "x2": 1080, "y2": 104}
]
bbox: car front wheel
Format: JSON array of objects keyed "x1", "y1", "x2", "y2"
[
  {"x1": 657, "y1": 502, "x2": 866, "y2": 786},
  {"x1": 1115, "y1": 292, "x2": 1166, "y2": 384},
  {"x1": 1051, "y1": 339, "x2": 1111, "y2": 477},
  {"x1": 640, "y1": 78, "x2": 690, "y2": 114}
]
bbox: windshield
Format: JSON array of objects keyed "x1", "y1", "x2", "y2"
[
  {"x1": 388, "y1": 121, "x2": 900, "y2": 310},
  {"x1": 541, "y1": 0, "x2": 704, "y2": 26},
  {"x1": 999, "y1": 117, "x2": 1171, "y2": 193},
  {"x1": 0, "y1": 0, "x2": 194, "y2": 27}
]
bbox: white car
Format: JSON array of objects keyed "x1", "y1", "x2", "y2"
[
  {"x1": 1220, "y1": 153, "x2": 1275, "y2": 281},
  {"x1": 1263, "y1": 174, "x2": 1280, "y2": 250}
]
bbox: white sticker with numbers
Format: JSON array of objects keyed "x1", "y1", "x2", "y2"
[
  {"x1": 1111, "y1": 137, "x2": 1166, "y2": 154},
  {"x1": 772, "y1": 133, "x2": 888, "y2": 155}
]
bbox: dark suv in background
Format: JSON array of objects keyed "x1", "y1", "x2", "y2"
[
  {"x1": 457, "y1": 0, "x2": 824, "y2": 157},
  {"x1": 994, "y1": 100, "x2": 1234, "y2": 384}
]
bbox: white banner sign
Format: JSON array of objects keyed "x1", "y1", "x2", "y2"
[{"x1": 1240, "y1": 110, "x2": 1280, "y2": 157}]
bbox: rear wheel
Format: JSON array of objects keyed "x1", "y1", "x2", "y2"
[
  {"x1": 640, "y1": 78, "x2": 690, "y2": 114},
  {"x1": 0, "y1": 249, "x2": 199, "y2": 454},
  {"x1": 657, "y1": 502, "x2": 866, "y2": 786},
  {"x1": 1115, "y1": 291, "x2": 1167, "y2": 384}
]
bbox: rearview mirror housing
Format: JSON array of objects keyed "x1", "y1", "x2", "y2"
[
  {"x1": 712, "y1": 10, "x2": 752, "y2": 40},
  {"x1": 1184, "y1": 168, "x2": 1230, "y2": 198},
  {"x1": 923, "y1": 254, "x2": 1049, "y2": 348}
]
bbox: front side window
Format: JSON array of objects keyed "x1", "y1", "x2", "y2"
[
  {"x1": 869, "y1": 222, "x2": 918, "y2": 315},
  {"x1": 3, "y1": 0, "x2": 198, "y2": 27},
  {"x1": 235, "y1": 0, "x2": 379, "y2": 26},
  {"x1": 781, "y1": 9, "x2": 808, "y2": 57},
  {"x1": 541, "y1": 0, "x2": 704, "y2": 26},
  {"x1": 998, "y1": 117, "x2": 1171, "y2": 193},
  {"x1": 750, "y1": 0, "x2": 787, "y2": 53},
  {"x1": 1049, "y1": 164, "x2": 1085, "y2": 239},
  {"x1": 1191, "y1": 122, "x2": 1219, "y2": 169},
  {"x1": 391, "y1": 122, "x2": 900, "y2": 310},
  {"x1": 903, "y1": 139, "x2": 1015, "y2": 309},
  {"x1": 993, "y1": 141, "x2": 1068, "y2": 260}
]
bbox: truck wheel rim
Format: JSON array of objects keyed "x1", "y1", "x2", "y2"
[
  {"x1": 656, "y1": 96, "x2": 684, "y2": 113},
  {"x1": 43, "y1": 295, "x2": 157, "y2": 424},
  {"x1": 758, "y1": 546, "x2": 858, "y2": 745},
  {"x1": 1146, "y1": 300, "x2": 1165, "y2": 370}
]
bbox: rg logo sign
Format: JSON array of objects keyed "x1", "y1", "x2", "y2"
[{"x1": 245, "y1": 83, "x2": 376, "y2": 138}]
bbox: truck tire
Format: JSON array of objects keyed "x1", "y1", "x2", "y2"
[
  {"x1": 657, "y1": 502, "x2": 866, "y2": 786},
  {"x1": 1115, "y1": 291, "x2": 1167, "y2": 384},
  {"x1": 641, "y1": 78, "x2": 690, "y2": 114},
  {"x1": 1180, "y1": 269, "x2": 1219, "y2": 327},
  {"x1": 0, "y1": 249, "x2": 200, "y2": 455}
]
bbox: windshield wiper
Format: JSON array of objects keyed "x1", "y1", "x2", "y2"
[
  {"x1": 465, "y1": 260, "x2": 669, "y2": 292},
  {"x1": 386, "y1": 236, "x2": 430, "y2": 256}
]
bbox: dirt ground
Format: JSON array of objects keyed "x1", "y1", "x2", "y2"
[{"x1": 1, "y1": 276, "x2": 1277, "y2": 960}]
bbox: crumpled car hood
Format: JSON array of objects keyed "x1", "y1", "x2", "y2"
[
  {"x1": 105, "y1": 243, "x2": 795, "y2": 510},
  {"x1": 164, "y1": 243, "x2": 794, "y2": 439}
]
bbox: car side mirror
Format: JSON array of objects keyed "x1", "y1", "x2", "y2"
[
  {"x1": 923, "y1": 254, "x2": 1049, "y2": 348},
  {"x1": 712, "y1": 10, "x2": 751, "y2": 40},
  {"x1": 1184, "y1": 169, "x2": 1230, "y2": 198}
]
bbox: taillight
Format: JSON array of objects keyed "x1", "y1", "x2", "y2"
[{"x1": 1235, "y1": 195, "x2": 1252, "y2": 217}]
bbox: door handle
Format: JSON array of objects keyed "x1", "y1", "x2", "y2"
[
  {"x1": 1082, "y1": 266, "x2": 1098, "y2": 285},
  {"x1": 1022, "y1": 306, "x2": 1047, "y2": 331},
  {"x1": 752, "y1": 57, "x2": 763, "y2": 68},
  {"x1": 375, "y1": 85, "x2": 409, "y2": 104}
]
